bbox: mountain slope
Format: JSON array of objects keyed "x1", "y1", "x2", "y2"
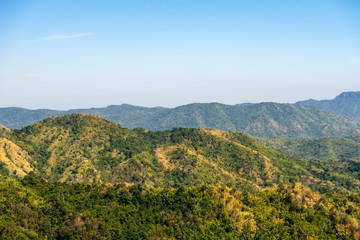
[
  {"x1": 3, "y1": 103, "x2": 360, "y2": 138},
  {"x1": 3, "y1": 114, "x2": 360, "y2": 193},
  {"x1": 0, "y1": 137, "x2": 33, "y2": 177},
  {"x1": 297, "y1": 91, "x2": 360, "y2": 121},
  {"x1": 258, "y1": 136, "x2": 360, "y2": 161}
]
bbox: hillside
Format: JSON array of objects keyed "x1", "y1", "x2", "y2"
[
  {"x1": 0, "y1": 124, "x2": 8, "y2": 132},
  {"x1": 0, "y1": 137, "x2": 33, "y2": 177},
  {"x1": 2, "y1": 174, "x2": 360, "y2": 239},
  {"x1": 297, "y1": 91, "x2": 360, "y2": 121},
  {"x1": 1, "y1": 114, "x2": 360, "y2": 194},
  {"x1": 258, "y1": 136, "x2": 360, "y2": 161},
  {"x1": 2, "y1": 102, "x2": 360, "y2": 138}
]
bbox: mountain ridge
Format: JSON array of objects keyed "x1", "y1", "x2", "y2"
[
  {"x1": 2, "y1": 102, "x2": 360, "y2": 138},
  {"x1": 297, "y1": 91, "x2": 360, "y2": 121}
]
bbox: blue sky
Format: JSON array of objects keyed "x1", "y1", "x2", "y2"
[{"x1": 0, "y1": 0, "x2": 359, "y2": 109}]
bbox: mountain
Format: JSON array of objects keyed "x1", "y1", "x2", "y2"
[
  {"x1": 2, "y1": 102, "x2": 360, "y2": 138},
  {"x1": 258, "y1": 136, "x2": 360, "y2": 161},
  {"x1": 1, "y1": 114, "x2": 360, "y2": 194},
  {"x1": 0, "y1": 105, "x2": 168, "y2": 129},
  {"x1": 153, "y1": 102, "x2": 360, "y2": 138},
  {"x1": 8, "y1": 113, "x2": 309, "y2": 191},
  {"x1": 297, "y1": 91, "x2": 360, "y2": 121},
  {"x1": 2, "y1": 114, "x2": 360, "y2": 238}
]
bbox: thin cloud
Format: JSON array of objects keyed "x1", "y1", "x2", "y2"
[{"x1": 40, "y1": 33, "x2": 92, "y2": 40}]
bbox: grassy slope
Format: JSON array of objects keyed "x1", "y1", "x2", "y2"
[{"x1": 0, "y1": 137, "x2": 33, "y2": 177}]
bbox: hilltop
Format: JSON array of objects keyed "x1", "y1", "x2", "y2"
[{"x1": 2, "y1": 102, "x2": 360, "y2": 138}]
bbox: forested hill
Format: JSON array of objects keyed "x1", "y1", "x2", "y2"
[
  {"x1": 297, "y1": 91, "x2": 360, "y2": 121},
  {"x1": 2, "y1": 102, "x2": 360, "y2": 138},
  {"x1": 1, "y1": 113, "x2": 360, "y2": 194},
  {"x1": 3, "y1": 114, "x2": 360, "y2": 238}
]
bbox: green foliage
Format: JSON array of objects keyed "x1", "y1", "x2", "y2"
[
  {"x1": 0, "y1": 162, "x2": 9, "y2": 176},
  {"x1": 258, "y1": 136, "x2": 360, "y2": 161},
  {"x1": 4, "y1": 114, "x2": 360, "y2": 194},
  {"x1": 1, "y1": 175, "x2": 360, "y2": 239},
  {"x1": 2, "y1": 114, "x2": 360, "y2": 238}
]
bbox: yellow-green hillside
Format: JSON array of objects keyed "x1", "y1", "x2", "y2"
[
  {"x1": 0, "y1": 137, "x2": 33, "y2": 177},
  {"x1": 2, "y1": 114, "x2": 359, "y2": 194}
]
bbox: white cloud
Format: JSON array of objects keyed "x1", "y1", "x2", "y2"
[{"x1": 40, "y1": 33, "x2": 92, "y2": 40}]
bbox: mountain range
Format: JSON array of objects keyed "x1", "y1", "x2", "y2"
[{"x1": 2, "y1": 91, "x2": 360, "y2": 139}]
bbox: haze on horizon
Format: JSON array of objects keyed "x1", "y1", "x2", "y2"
[{"x1": 0, "y1": 0, "x2": 359, "y2": 110}]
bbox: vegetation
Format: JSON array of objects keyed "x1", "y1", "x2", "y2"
[
  {"x1": 258, "y1": 136, "x2": 360, "y2": 161},
  {"x1": 2, "y1": 174, "x2": 360, "y2": 239},
  {"x1": 0, "y1": 113, "x2": 357, "y2": 194},
  {"x1": 297, "y1": 91, "x2": 360, "y2": 121},
  {"x1": 2, "y1": 102, "x2": 360, "y2": 138},
  {"x1": 2, "y1": 114, "x2": 360, "y2": 238}
]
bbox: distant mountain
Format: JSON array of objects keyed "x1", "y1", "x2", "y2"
[
  {"x1": 2, "y1": 102, "x2": 360, "y2": 138},
  {"x1": 235, "y1": 102, "x2": 254, "y2": 106},
  {"x1": 297, "y1": 91, "x2": 360, "y2": 121},
  {"x1": 0, "y1": 105, "x2": 168, "y2": 129}
]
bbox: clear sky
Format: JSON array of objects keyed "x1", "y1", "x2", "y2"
[{"x1": 0, "y1": 0, "x2": 359, "y2": 110}]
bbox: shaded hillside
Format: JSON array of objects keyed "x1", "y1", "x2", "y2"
[
  {"x1": 2, "y1": 174, "x2": 360, "y2": 239},
  {"x1": 3, "y1": 103, "x2": 360, "y2": 138},
  {"x1": 2, "y1": 114, "x2": 360, "y2": 194},
  {"x1": 258, "y1": 136, "x2": 360, "y2": 161},
  {"x1": 297, "y1": 91, "x2": 360, "y2": 121}
]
